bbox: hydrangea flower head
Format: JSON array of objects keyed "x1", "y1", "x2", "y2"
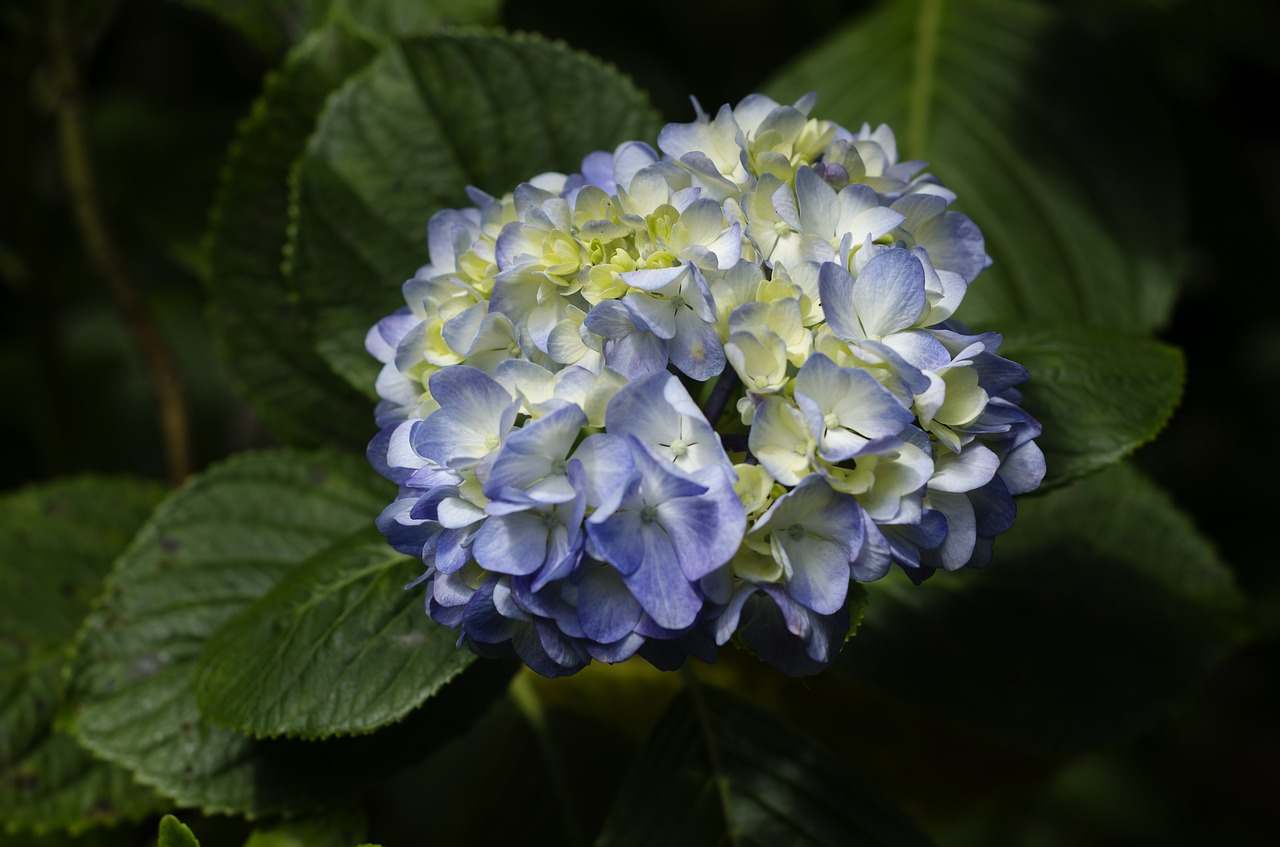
[{"x1": 368, "y1": 94, "x2": 1044, "y2": 677}]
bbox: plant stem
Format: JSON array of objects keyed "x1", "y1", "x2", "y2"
[
  {"x1": 509, "y1": 671, "x2": 585, "y2": 847},
  {"x1": 701, "y1": 368, "x2": 741, "y2": 427},
  {"x1": 680, "y1": 665, "x2": 741, "y2": 847},
  {"x1": 49, "y1": 0, "x2": 191, "y2": 484}
]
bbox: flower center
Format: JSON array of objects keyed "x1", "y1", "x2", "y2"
[
  {"x1": 669, "y1": 439, "x2": 688, "y2": 458},
  {"x1": 640, "y1": 504, "x2": 659, "y2": 524}
]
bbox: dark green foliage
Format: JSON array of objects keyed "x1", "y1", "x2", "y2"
[
  {"x1": 839, "y1": 463, "x2": 1246, "y2": 750},
  {"x1": 195, "y1": 531, "x2": 473, "y2": 738},
  {"x1": 64, "y1": 451, "x2": 383, "y2": 813},
  {"x1": 204, "y1": 24, "x2": 379, "y2": 447},
  {"x1": 766, "y1": 0, "x2": 1183, "y2": 334},
  {"x1": 1001, "y1": 323, "x2": 1186, "y2": 487},
  {"x1": 0, "y1": 478, "x2": 166, "y2": 834},
  {"x1": 170, "y1": 0, "x2": 501, "y2": 55},
  {"x1": 599, "y1": 684, "x2": 935, "y2": 846}
]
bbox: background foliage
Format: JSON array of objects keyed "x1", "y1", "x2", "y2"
[{"x1": 1, "y1": 0, "x2": 1277, "y2": 844}]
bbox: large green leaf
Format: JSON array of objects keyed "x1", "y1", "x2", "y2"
[
  {"x1": 765, "y1": 0, "x2": 1183, "y2": 333},
  {"x1": 330, "y1": 0, "x2": 502, "y2": 38},
  {"x1": 173, "y1": 0, "x2": 501, "y2": 55},
  {"x1": 597, "y1": 683, "x2": 934, "y2": 847},
  {"x1": 204, "y1": 25, "x2": 378, "y2": 448},
  {"x1": 1001, "y1": 322, "x2": 1185, "y2": 488},
  {"x1": 62, "y1": 451, "x2": 420, "y2": 814},
  {"x1": 171, "y1": 0, "x2": 326, "y2": 55},
  {"x1": 0, "y1": 478, "x2": 165, "y2": 834},
  {"x1": 194, "y1": 531, "x2": 471, "y2": 738},
  {"x1": 66, "y1": 451, "x2": 512, "y2": 815},
  {"x1": 288, "y1": 31, "x2": 662, "y2": 392},
  {"x1": 837, "y1": 462, "x2": 1248, "y2": 751}
]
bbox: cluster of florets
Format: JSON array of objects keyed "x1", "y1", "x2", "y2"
[{"x1": 367, "y1": 94, "x2": 1044, "y2": 677}]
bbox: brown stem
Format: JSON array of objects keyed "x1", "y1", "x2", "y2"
[{"x1": 49, "y1": 0, "x2": 191, "y2": 484}]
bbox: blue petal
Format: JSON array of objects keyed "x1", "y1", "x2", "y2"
[
  {"x1": 852, "y1": 248, "x2": 926, "y2": 337},
  {"x1": 780, "y1": 533, "x2": 851, "y2": 615},
  {"x1": 376, "y1": 499, "x2": 436, "y2": 557},
  {"x1": 433, "y1": 525, "x2": 473, "y2": 574},
  {"x1": 570, "y1": 434, "x2": 635, "y2": 511},
  {"x1": 472, "y1": 511, "x2": 547, "y2": 576},
  {"x1": 512, "y1": 623, "x2": 574, "y2": 678},
  {"x1": 736, "y1": 586, "x2": 848, "y2": 676},
  {"x1": 586, "y1": 632, "x2": 646, "y2": 664},
  {"x1": 581, "y1": 150, "x2": 615, "y2": 190},
  {"x1": 483, "y1": 403, "x2": 587, "y2": 503},
  {"x1": 851, "y1": 515, "x2": 892, "y2": 582},
  {"x1": 668, "y1": 308, "x2": 726, "y2": 381},
  {"x1": 366, "y1": 308, "x2": 418, "y2": 362},
  {"x1": 586, "y1": 505, "x2": 646, "y2": 576},
  {"x1": 657, "y1": 474, "x2": 745, "y2": 581},
  {"x1": 620, "y1": 265, "x2": 688, "y2": 292},
  {"x1": 619, "y1": 526, "x2": 702, "y2": 630},
  {"x1": 583, "y1": 300, "x2": 640, "y2": 338},
  {"x1": 818, "y1": 262, "x2": 861, "y2": 341},
  {"x1": 971, "y1": 476, "x2": 1016, "y2": 537},
  {"x1": 577, "y1": 564, "x2": 643, "y2": 644},
  {"x1": 998, "y1": 439, "x2": 1045, "y2": 495},
  {"x1": 532, "y1": 620, "x2": 589, "y2": 674},
  {"x1": 603, "y1": 330, "x2": 669, "y2": 379},
  {"x1": 623, "y1": 291, "x2": 678, "y2": 339},
  {"x1": 462, "y1": 579, "x2": 515, "y2": 644}
]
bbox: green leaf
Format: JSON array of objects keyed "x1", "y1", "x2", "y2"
[
  {"x1": 61, "y1": 452, "x2": 375, "y2": 814},
  {"x1": 171, "y1": 0, "x2": 324, "y2": 55},
  {"x1": 765, "y1": 0, "x2": 1183, "y2": 333},
  {"x1": 1001, "y1": 322, "x2": 1185, "y2": 487},
  {"x1": 288, "y1": 31, "x2": 662, "y2": 393},
  {"x1": 0, "y1": 477, "x2": 165, "y2": 659},
  {"x1": 173, "y1": 0, "x2": 501, "y2": 55},
  {"x1": 597, "y1": 683, "x2": 934, "y2": 847},
  {"x1": 0, "y1": 477, "x2": 166, "y2": 834},
  {"x1": 331, "y1": 0, "x2": 503, "y2": 39},
  {"x1": 838, "y1": 463, "x2": 1248, "y2": 751},
  {"x1": 195, "y1": 531, "x2": 471, "y2": 738},
  {"x1": 240, "y1": 808, "x2": 365, "y2": 847},
  {"x1": 204, "y1": 25, "x2": 379, "y2": 448},
  {"x1": 65, "y1": 451, "x2": 512, "y2": 816},
  {"x1": 157, "y1": 816, "x2": 200, "y2": 847}
]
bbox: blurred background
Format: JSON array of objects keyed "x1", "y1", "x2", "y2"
[{"x1": 2, "y1": 0, "x2": 1278, "y2": 843}]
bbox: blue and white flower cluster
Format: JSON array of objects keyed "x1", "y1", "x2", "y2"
[{"x1": 367, "y1": 94, "x2": 1044, "y2": 677}]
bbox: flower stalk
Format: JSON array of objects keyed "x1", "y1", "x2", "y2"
[{"x1": 49, "y1": 0, "x2": 191, "y2": 484}]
